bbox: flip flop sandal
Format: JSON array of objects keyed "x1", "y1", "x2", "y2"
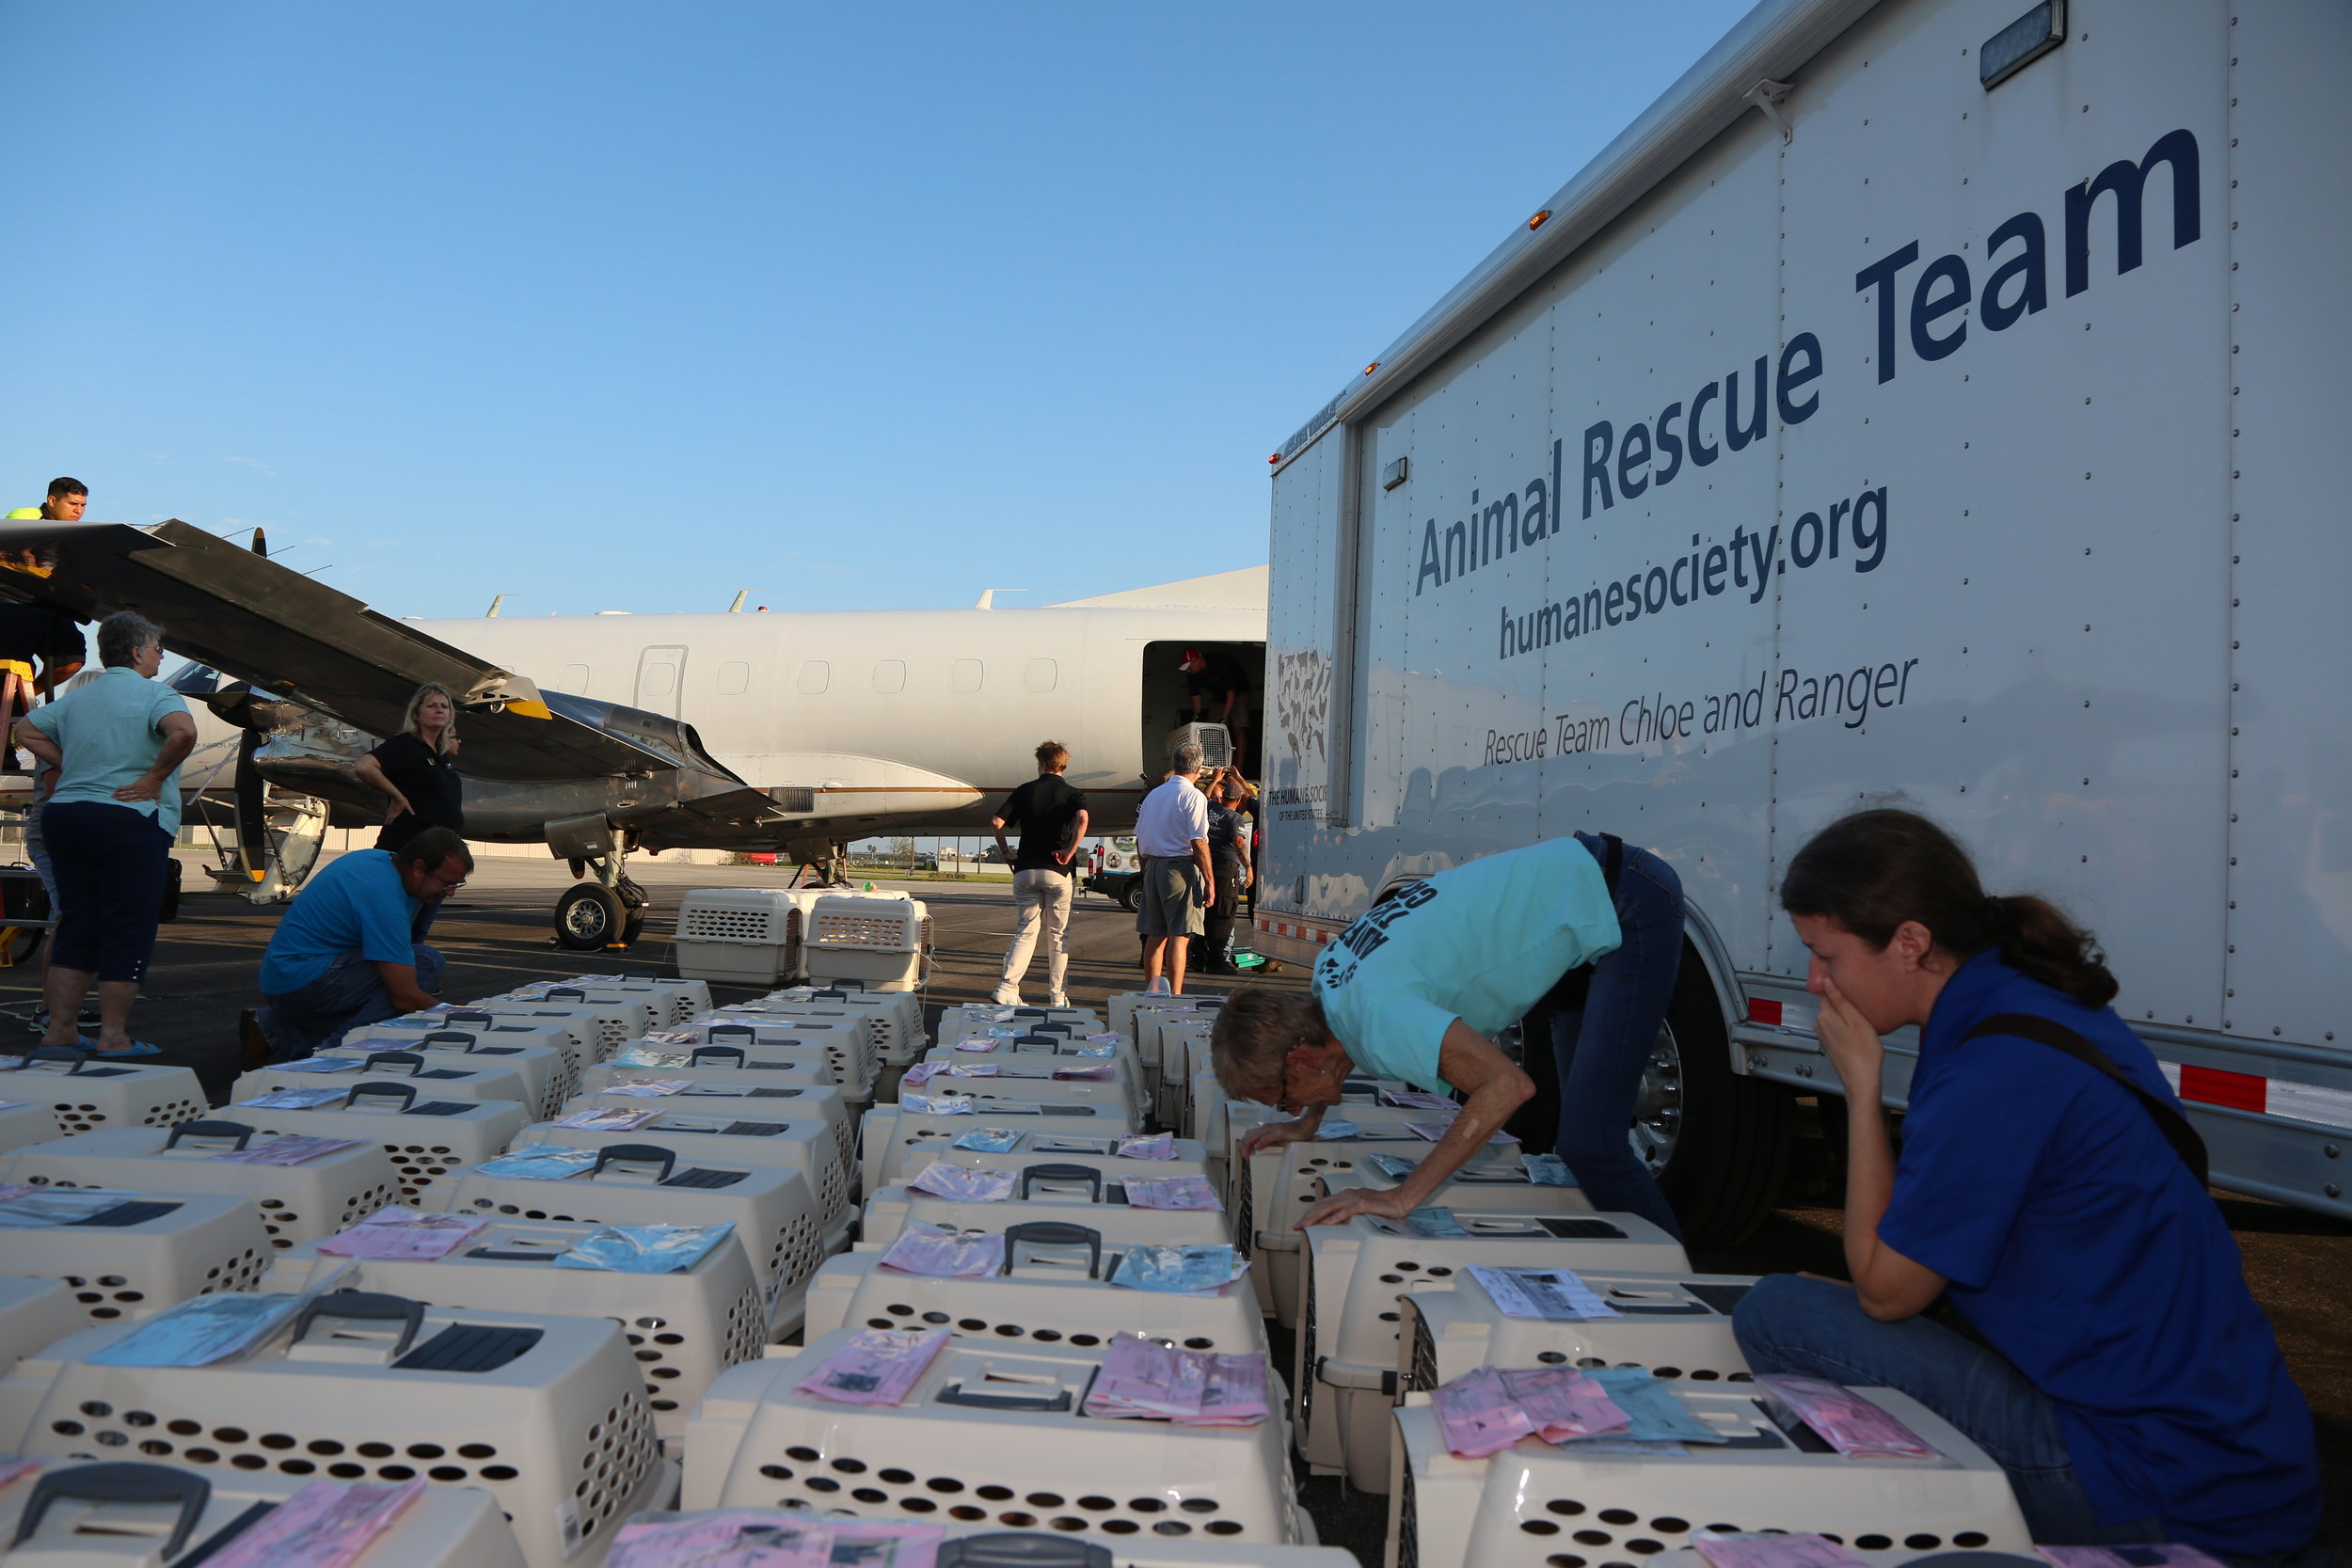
[{"x1": 93, "y1": 1040, "x2": 163, "y2": 1057}]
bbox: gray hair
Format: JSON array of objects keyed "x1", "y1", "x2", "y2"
[
  {"x1": 1169, "y1": 742, "x2": 1203, "y2": 777},
  {"x1": 1209, "y1": 987, "x2": 1328, "y2": 1103},
  {"x1": 96, "y1": 611, "x2": 163, "y2": 669}
]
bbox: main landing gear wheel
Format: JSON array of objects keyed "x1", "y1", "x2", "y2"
[{"x1": 555, "y1": 883, "x2": 627, "y2": 950}]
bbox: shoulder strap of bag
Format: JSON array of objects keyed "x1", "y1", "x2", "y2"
[{"x1": 1960, "y1": 1012, "x2": 2211, "y2": 1188}]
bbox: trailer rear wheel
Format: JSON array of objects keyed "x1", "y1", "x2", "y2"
[{"x1": 1650, "y1": 953, "x2": 1791, "y2": 1247}]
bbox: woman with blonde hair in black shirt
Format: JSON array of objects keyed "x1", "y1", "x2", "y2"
[{"x1": 354, "y1": 682, "x2": 464, "y2": 852}]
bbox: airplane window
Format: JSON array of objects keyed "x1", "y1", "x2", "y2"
[
  {"x1": 1024, "y1": 657, "x2": 1057, "y2": 693},
  {"x1": 557, "y1": 664, "x2": 589, "y2": 694},
  {"x1": 718, "y1": 661, "x2": 750, "y2": 696},
  {"x1": 950, "y1": 658, "x2": 983, "y2": 693},
  {"x1": 872, "y1": 660, "x2": 906, "y2": 694},
  {"x1": 796, "y1": 660, "x2": 831, "y2": 695},
  {"x1": 640, "y1": 662, "x2": 676, "y2": 699}
]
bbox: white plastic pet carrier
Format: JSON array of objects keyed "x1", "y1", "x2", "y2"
[
  {"x1": 218, "y1": 1086, "x2": 531, "y2": 1209},
  {"x1": 0, "y1": 1457, "x2": 530, "y2": 1568},
  {"x1": 896, "y1": 1132, "x2": 1214, "y2": 1190},
  {"x1": 0, "y1": 1277, "x2": 82, "y2": 1373},
  {"x1": 861, "y1": 1102, "x2": 1130, "y2": 1202},
  {"x1": 805, "y1": 1246, "x2": 1264, "y2": 1354},
  {"x1": 327, "y1": 1028, "x2": 572, "y2": 1119},
  {"x1": 431, "y1": 1145, "x2": 827, "y2": 1339},
  {"x1": 520, "y1": 985, "x2": 660, "y2": 1038},
  {"x1": 1384, "y1": 1385, "x2": 2031, "y2": 1568},
  {"x1": 602, "y1": 1520, "x2": 1353, "y2": 1568},
  {"x1": 465, "y1": 997, "x2": 639, "y2": 1061},
  {"x1": 561, "y1": 973, "x2": 710, "y2": 1023},
  {"x1": 1298, "y1": 1210, "x2": 1692, "y2": 1488},
  {"x1": 1236, "y1": 1102, "x2": 1504, "y2": 1327},
  {"x1": 233, "y1": 1050, "x2": 537, "y2": 1116},
  {"x1": 263, "y1": 1218, "x2": 765, "y2": 1437},
  {"x1": 0, "y1": 1053, "x2": 207, "y2": 1138},
  {"x1": 0, "y1": 1190, "x2": 272, "y2": 1329},
  {"x1": 1159, "y1": 1019, "x2": 1216, "y2": 1134},
  {"x1": 923, "y1": 1037, "x2": 1147, "y2": 1122},
  {"x1": 672, "y1": 888, "x2": 809, "y2": 987},
  {"x1": 899, "y1": 1062, "x2": 1138, "y2": 1118},
  {"x1": 687, "y1": 1012, "x2": 878, "y2": 1101},
  {"x1": 683, "y1": 1328, "x2": 1310, "y2": 1546},
  {"x1": 352, "y1": 1012, "x2": 588, "y2": 1095},
  {"x1": 0, "y1": 1100, "x2": 56, "y2": 1153},
  {"x1": 1403, "y1": 1271, "x2": 1757, "y2": 1394},
  {"x1": 861, "y1": 1177, "x2": 1232, "y2": 1251},
  {"x1": 937, "y1": 1005, "x2": 1101, "y2": 1038},
  {"x1": 523, "y1": 1115, "x2": 850, "y2": 1254},
  {"x1": 586, "y1": 1049, "x2": 833, "y2": 1097},
  {"x1": 771, "y1": 986, "x2": 928, "y2": 1060},
  {"x1": 564, "y1": 1081, "x2": 854, "y2": 1177},
  {"x1": 2, "y1": 1122, "x2": 403, "y2": 1250},
  {"x1": 802, "y1": 895, "x2": 930, "y2": 993},
  {"x1": 4, "y1": 1292, "x2": 678, "y2": 1568}
]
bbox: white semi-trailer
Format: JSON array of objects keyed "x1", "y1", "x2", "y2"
[{"x1": 1255, "y1": 0, "x2": 2352, "y2": 1242}]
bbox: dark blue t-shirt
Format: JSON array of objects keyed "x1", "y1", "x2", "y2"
[{"x1": 1880, "y1": 952, "x2": 2319, "y2": 1555}]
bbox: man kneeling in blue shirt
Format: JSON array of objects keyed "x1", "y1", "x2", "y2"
[{"x1": 251, "y1": 827, "x2": 473, "y2": 1061}]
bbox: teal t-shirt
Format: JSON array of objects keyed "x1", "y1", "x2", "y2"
[
  {"x1": 24, "y1": 666, "x2": 190, "y2": 834},
  {"x1": 1311, "y1": 836, "x2": 1622, "y2": 1093},
  {"x1": 260, "y1": 849, "x2": 422, "y2": 994}
]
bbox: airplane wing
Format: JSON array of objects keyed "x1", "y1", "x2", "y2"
[{"x1": 0, "y1": 518, "x2": 666, "y2": 782}]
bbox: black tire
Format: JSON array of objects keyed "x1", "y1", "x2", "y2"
[
  {"x1": 555, "y1": 882, "x2": 627, "y2": 950},
  {"x1": 1117, "y1": 879, "x2": 1139, "y2": 912},
  {"x1": 1649, "y1": 949, "x2": 1793, "y2": 1246}
]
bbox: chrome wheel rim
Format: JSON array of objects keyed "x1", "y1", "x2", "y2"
[{"x1": 1629, "y1": 1022, "x2": 1684, "y2": 1174}]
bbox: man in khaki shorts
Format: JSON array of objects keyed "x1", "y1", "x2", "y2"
[{"x1": 1132, "y1": 741, "x2": 1215, "y2": 994}]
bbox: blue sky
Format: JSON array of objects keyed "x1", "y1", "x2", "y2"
[{"x1": 0, "y1": 2, "x2": 1753, "y2": 621}]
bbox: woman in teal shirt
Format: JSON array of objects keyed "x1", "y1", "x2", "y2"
[{"x1": 1209, "y1": 832, "x2": 1686, "y2": 1235}]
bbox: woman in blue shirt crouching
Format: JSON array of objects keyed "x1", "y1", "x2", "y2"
[{"x1": 1735, "y1": 809, "x2": 2321, "y2": 1561}]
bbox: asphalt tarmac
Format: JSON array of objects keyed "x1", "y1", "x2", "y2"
[{"x1": 5, "y1": 853, "x2": 2343, "y2": 1555}]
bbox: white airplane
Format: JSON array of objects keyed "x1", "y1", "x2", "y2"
[{"x1": 0, "y1": 518, "x2": 1264, "y2": 947}]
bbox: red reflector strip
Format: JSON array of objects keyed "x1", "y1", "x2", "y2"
[
  {"x1": 1747, "y1": 998, "x2": 1784, "y2": 1026},
  {"x1": 2177, "y1": 1064, "x2": 2266, "y2": 1114}
]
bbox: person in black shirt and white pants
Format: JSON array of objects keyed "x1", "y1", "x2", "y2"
[
  {"x1": 990, "y1": 739, "x2": 1089, "y2": 1006},
  {"x1": 354, "y1": 683, "x2": 465, "y2": 851}
]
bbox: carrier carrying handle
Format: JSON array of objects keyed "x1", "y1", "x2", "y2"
[
  {"x1": 444, "y1": 1009, "x2": 495, "y2": 1026},
  {"x1": 548, "y1": 987, "x2": 587, "y2": 1000},
  {"x1": 25, "y1": 1046, "x2": 97, "y2": 1074},
  {"x1": 360, "y1": 1051, "x2": 427, "y2": 1076},
  {"x1": 420, "y1": 1030, "x2": 479, "y2": 1052},
  {"x1": 294, "y1": 1290, "x2": 426, "y2": 1357},
  {"x1": 1001, "y1": 1221, "x2": 1104, "y2": 1279},
  {"x1": 10, "y1": 1462, "x2": 213, "y2": 1557},
  {"x1": 936, "y1": 1534, "x2": 1110, "y2": 1568},
  {"x1": 689, "y1": 1045, "x2": 747, "y2": 1068},
  {"x1": 706, "y1": 1024, "x2": 756, "y2": 1043},
  {"x1": 936, "y1": 1381, "x2": 1073, "y2": 1413},
  {"x1": 345, "y1": 1081, "x2": 419, "y2": 1111},
  {"x1": 1019, "y1": 1164, "x2": 1104, "y2": 1203},
  {"x1": 592, "y1": 1143, "x2": 678, "y2": 1181},
  {"x1": 166, "y1": 1119, "x2": 256, "y2": 1151}
]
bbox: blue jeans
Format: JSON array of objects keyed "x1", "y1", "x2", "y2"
[
  {"x1": 1734, "y1": 1275, "x2": 2169, "y2": 1546},
  {"x1": 1536, "y1": 833, "x2": 1685, "y2": 1239},
  {"x1": 257, "y1": 944, "x2": 445, "y2": 1061}
]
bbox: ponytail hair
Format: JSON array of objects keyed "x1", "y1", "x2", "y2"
[{"x1": 1781, "y1": 808, "x2": 2119, "y2": 1007}]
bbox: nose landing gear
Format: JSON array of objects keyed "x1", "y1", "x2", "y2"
[{"x1": 553, "y1": 847, "x2": 648, "y2": 951}]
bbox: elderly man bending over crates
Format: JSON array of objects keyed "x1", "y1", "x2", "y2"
[{"x1": 247, "y1": 827, "x2": 473, "y2": 1064}]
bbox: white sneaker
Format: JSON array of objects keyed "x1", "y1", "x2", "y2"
[
  {"x1": 992, "y1": 986, "x2": 1022, "y2": 1006},
  {"x1": 1145, "y1": 977, "x2": 1171, "y2": 996},
  {"x1": 1046, "y1": 995, "x2": 1070, "y2": 1009}
]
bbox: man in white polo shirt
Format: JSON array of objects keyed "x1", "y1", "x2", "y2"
[{"x1": 1132, "y1": 741, "x2": 1216, "y2": 995}]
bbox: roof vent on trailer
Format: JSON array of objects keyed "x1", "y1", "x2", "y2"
[{"x1": 1981, "y1": 0, "x2": 2064, "y2": 89}]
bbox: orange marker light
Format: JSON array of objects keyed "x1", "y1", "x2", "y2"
[
  {"x1": 1363, "y1": 362, "x2": 1379, "y2": 375},
  {"x1": 1528, "y1": 209, "x2": 1552, "y2": 230}
]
